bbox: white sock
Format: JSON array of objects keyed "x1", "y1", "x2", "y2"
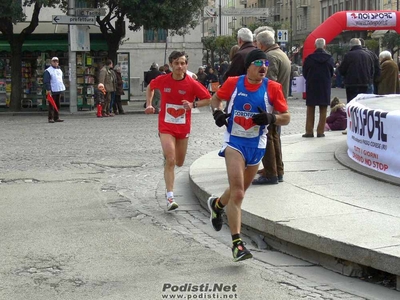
[{"x1": 166, "y1": 191, "x2": 174, "y2": 199}]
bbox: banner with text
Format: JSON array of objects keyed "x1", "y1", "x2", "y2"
[{"x1": 346, "y1": 94, "x2": 400, "y2": 177}]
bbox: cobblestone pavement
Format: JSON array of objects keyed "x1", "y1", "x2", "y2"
[{"x1": 1, "y1": 89, "x2": 383, "y2": 299}]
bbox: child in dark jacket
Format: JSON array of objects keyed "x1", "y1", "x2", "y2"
[{"x1": 324, "y1": 97, "x2": 347, "y2": 131}]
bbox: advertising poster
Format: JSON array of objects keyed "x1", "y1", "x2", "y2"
[
  {"x1": 346, "y1": 94, "x2": 400, "y2": 177},
  {"x1": 117, "y1": 53, "x2": 130, "y2": 101}
]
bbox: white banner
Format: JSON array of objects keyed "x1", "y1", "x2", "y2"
[
  {"x1": 291, "y1": 76, "x2": 305, "y2": 93},
  {"x1": 346, "y1": 94, "x2": 400, "y2": 177},
  {"x1": 346, "y1": 12, "x2": 396, "y2": 28}
]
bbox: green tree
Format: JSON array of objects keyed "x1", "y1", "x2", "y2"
[
  {"x1": 202, "y1": 36, "x2": 217, "y2": 66},
  {"x1": 0, "y1": 0, "x2": 60, "y2": 111},
  {"x1": 381, "y1": 31, "x2": 400, "y2": 56},
  {"x1": 60, "y1": 0, "x2": 205, "y2": 63},
  {"x1": 215, "y1": 35, "x2": 236, "y2": 62}
]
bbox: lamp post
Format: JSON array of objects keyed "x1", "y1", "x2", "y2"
[
  {"x1": 289, "y1": 0, "x2": 293, "y2": 56},
  {"x1": 219, "y1": 0, "x2": 222, "y2": 36},
  {"x1": 68, "y1": 0, "x2": 77, "y2": 113}
]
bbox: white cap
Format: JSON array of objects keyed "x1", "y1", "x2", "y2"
[{"x1": 51, "y1": 57, "x2": 59, "y2": 61}]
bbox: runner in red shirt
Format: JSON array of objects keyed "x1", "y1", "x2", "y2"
[{"x1": 145, "y1": 51, "x2": 211, "y2": 211}]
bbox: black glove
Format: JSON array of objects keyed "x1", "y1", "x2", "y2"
[
  {"x1": 252, "y1": 107, "x2": 276, "y2": 125},
  {"x1": 213, "y1": 110, "x2": 231, "y2": 127}
]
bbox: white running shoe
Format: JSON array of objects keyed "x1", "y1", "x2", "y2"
[{"x1": 166, "y1": 197, "x2": 178, "y2": 211}]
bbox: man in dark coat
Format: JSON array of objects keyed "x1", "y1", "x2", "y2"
[
  {"x1": 338, "y1": 38, "x2": 374, "y2": 103},
  {"x1": 222, "y1": 27, "x2": 256, "y2": 82},
  {"x1": 360, "y1": 38, "x2": 380, "y2": 94},
  {"x1": 302, "y1": 38, "x2": 334, "y2": 138},
  {"x1": 144, "y1": 62, "x2": 162, "y2": 110}
]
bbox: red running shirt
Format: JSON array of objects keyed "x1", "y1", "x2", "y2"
[{"x1": 150, "y1": 74, "x2": 211, "y2": 135}]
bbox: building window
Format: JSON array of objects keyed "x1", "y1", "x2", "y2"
[
  {"x1": 322, "y1": 7, "x2": 327, "y2": 22},
  {"x1": 339, "y1": 2, "x2": 343, "y2": 10},
  {"x1": 333, "y1": 4, "x2": 337, "y2": 13},
  {"x1": 143, "y1": 29, "x2": 167, "y2": 43}
]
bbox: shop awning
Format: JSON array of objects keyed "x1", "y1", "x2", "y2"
[{"x1": 0, "y1": 37, "x2": 107, "y2": 52}]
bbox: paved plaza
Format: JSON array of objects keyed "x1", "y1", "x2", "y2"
[{"x1": 1, "y1": 88, "x2": 398, "y2": 299}]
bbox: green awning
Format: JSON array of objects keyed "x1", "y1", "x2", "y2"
[{"x1": 0, "y1": 37, "x2": 107, "y2": 52}]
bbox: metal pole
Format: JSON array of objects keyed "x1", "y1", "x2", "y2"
[
  {"x1": 219, "y1": 0, "x2": 221, "y2": 36},
  {"x1": 290, "y1": 0, "x2": 293, "y2": 54},
  {"x1": 68, "y1": 0, "x2": 77, "y2": 113}
]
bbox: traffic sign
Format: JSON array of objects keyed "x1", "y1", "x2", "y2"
[
  {"x1": 52, "y1": 15, "x2": 96, "y2": 25},
  {"x1": 277, "y1": 29, "x2": 288, "y2": 42},
  {"x1": 75, "y1": 8, "x2": 106, "y2": 17}
]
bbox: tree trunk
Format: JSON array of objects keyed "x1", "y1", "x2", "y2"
[{"x1": 9, "y1": 42, "x2": 23, "y2": 111}]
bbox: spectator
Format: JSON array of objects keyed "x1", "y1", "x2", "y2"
[
  {"x1": 222, "y1": 28, "x2": 256, "y2": 82},
  {"x1": 145, "y1": 62, "x2": 162, "y2": 110},
  {"x1": 206, "y1": 68, "x2": 219, "y2": 94},
  {"x1": 334, "y1": 61, "x2": 343, "y2": 88},
  {"x1": 229, "y1": 45, "x2": 240, "y2": 61},
  {"x1": 43, "y1": 57, "x2": 65, "y2": 123},
  {"x1": 163, "y1": 63, "x2": 171, "y2": 74},
  {"x1": 98, "y1": 59, "x2": 116, "y2": 117},
  {"x1": 252, "y1": 30, "x2": 291, "y2": 185},
  {"x1": 359, "y1": 38, "x2": 380, "y2": 94},
  {"x1": 302, "y1": 38, "x2": 334, "y2": 138},
  {"x1": 196, "y1": 67, "x2": 207, "y2": 87},
  {"x1": 218, "y1": 60, "x2": 229, "y2": 84},
  {"x1": 159, "y1": 65, "x2": 166, "y2": 74},
  {"x1": 324, "y1": 97, "x2": 347, "y2": 131},
  {"x1": 338, "y1": 38, "x2": 374, "y2": 103},
  {"x1": 112, "y1": 65, "x2": 125, "y2": 115},
  {"x1": 375, "y1": 50, "x2": 400, "y2": 95}
]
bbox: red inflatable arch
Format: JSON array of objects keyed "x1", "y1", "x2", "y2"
[{"x1": 303, "y1": 11, "x2": 400, "y2": 61}]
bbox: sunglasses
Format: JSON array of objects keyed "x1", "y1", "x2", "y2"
[{"x1": 251, "y1": 60, "x2": 269, "y2": 67}]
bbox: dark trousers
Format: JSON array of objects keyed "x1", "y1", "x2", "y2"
[
  {"x1": 345, "y1": 86, "x2": 368, "y2": 103},
  {"x1": 261, "y1": 124, "x2": 283, "y2": 178},
  {"x1": 305, "y1": 105, "x2": 328, "y2": 135},
  {"x1": 112, "y1": 94, "x2": 124, "y2": 113},
  {"x1": 102, "y1": 92, "x2": 111, "y2": 114},
  {"x1": 48, "y1": 93, "x2": 61, "y2": 121}
]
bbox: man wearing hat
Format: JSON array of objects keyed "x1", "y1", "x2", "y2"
[
  {"x1": 144, "y1": 62, "x2": 162, "y2": 111},
  {"x1": 207, "y1": 49, "x2": 290, "y2": 262},
  {"x1": 43, "y1": 57, "x2": 66, "y2": 123}
]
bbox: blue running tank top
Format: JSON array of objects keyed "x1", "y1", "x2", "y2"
[{"x1": 224, "y1": 75, "x2": 272, "y2": 149}]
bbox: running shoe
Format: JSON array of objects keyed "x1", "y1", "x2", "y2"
[
  {"x1": 166, "y1": 197, "x2": 178, "y2": 211},
  {"x1": 232, "y1": 241, "x2": 253, "y2": 262},
  {"x1": 207, "y1": 196, "x2": 223, "y2": 231}
]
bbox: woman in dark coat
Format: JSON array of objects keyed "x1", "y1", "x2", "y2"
[
  {"x1": 302, "y1": 38, "x2": 334, "y2": 137},
  {"x1": 112, "y1": 66, "x2": 125, "y2": 114}
]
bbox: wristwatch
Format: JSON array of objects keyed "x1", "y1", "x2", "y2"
[{"x1": 193, "y1": 101, "x2": 197, "y2": 108}]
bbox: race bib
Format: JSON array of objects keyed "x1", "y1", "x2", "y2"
[
  {"x1": 165, "y1": 103, "x2": 186, "y2": 124},
  {"x1": 231, "y1": 111, "x2": 259, "y2": 138}
]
